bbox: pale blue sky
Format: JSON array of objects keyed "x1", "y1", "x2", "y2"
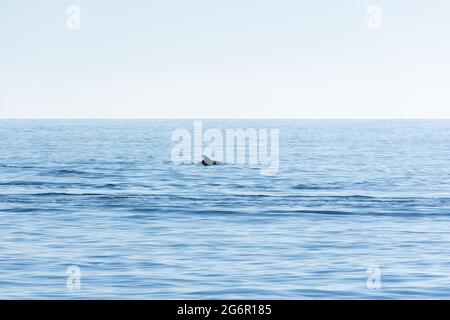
[{"x1": 1, "y1": 0, "x2": 449, "y2": 118}]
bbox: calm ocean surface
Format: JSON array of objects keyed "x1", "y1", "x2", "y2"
[{"x1": 0, "y1": 120, "x2": 449, "y2": 299}]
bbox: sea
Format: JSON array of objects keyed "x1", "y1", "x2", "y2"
[{"x1": 0, "y1": 120, "x2": 449, "y2": 299}]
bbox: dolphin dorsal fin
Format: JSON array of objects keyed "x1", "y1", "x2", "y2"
[{"x1": 202, "y1": 155, "x2": 213, "y2": 165}]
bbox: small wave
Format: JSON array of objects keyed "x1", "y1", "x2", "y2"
[
  {"x1": 0, "y1": 181, "x2": 45, "y2": 186},
  {"x1": 97, "y1": 183, "x2": 126, "y2": 189},
  {"x1": 26, "y1": 192, "x2": 104, "y2": 197},
  {"x1": 0, "y1": 207, "x2": 63, "y2": 213},
  {"x1": 225, "y1": 183, "x2": 246, "y2": 189},
  {"x1": 274, "y1": 209, "x2": 353, "y2": 215},
  {"x1": 0, "y1": 164, "x2": 37, "y2": 169},
  {"x1": 291, "y1": 184, "x2": 323, "y2": 190},
  {"x1": 291, "y1": 183, "x2": 345, "y2": 190},
  {"x1": 46, "y1": 169, "x2": 90, "y2": 176}
]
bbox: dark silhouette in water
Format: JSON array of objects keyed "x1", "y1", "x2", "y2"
[{"x1": 200, "y1": 155, "x2": 223, "y2": 166}]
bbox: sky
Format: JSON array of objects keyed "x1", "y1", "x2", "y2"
[{"x1": 1, "y1": 0, "x2": 449, "y2": 118}]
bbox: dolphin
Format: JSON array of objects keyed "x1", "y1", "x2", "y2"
[{"x1": 200, "y1": 155, "x2": 223, "y2": 166}]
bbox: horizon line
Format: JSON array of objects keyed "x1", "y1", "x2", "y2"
[{"x1": 1, "y1": 118, "x2": 450, "y2": 121}]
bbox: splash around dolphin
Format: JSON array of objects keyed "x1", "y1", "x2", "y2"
[{"x1": 199, "y1": 155, "x2": 223, "y2": 166}]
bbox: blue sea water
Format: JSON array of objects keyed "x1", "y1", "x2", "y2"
[{"x1": 0, "y1": 120, "x2": 450, "y2": 299}]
